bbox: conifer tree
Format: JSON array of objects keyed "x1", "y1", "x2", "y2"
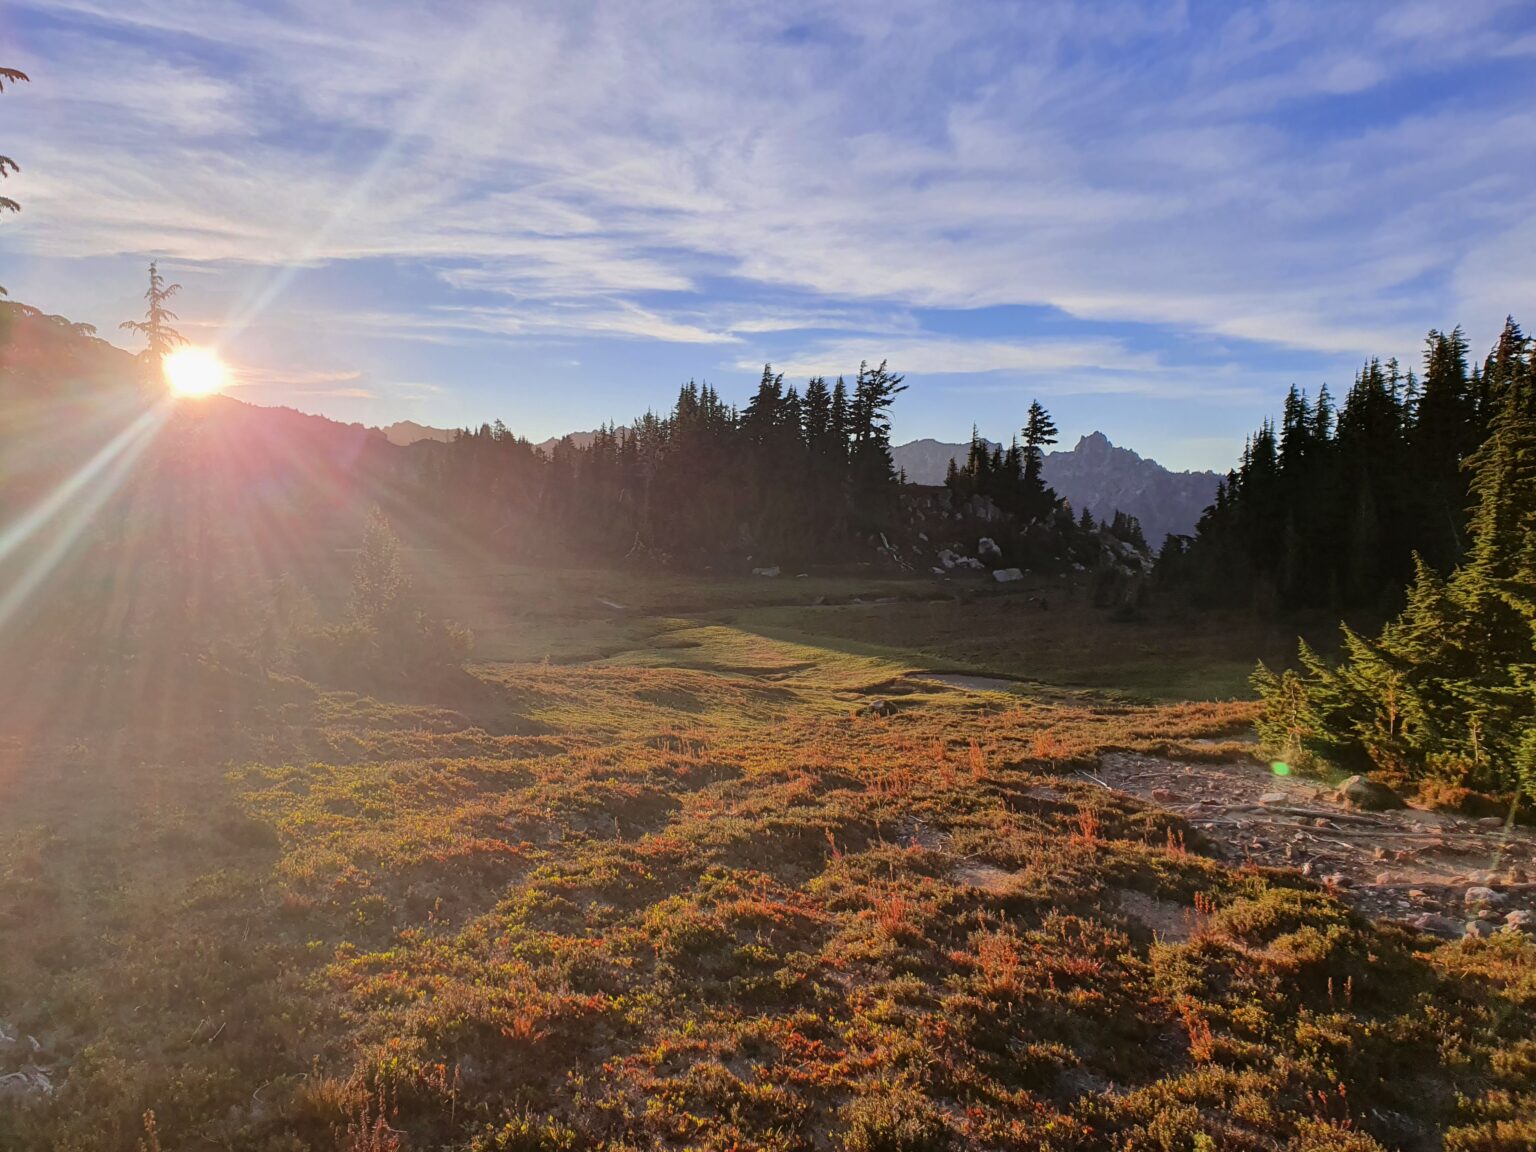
[
  {"x1": 1021, "y1": 400, "x2": 1058, "y2": 514},
  {"x1": 802, "y1": 376, "x2": 832, "y2": 451},
  {"x1": 351, "y1": 506, "x2": 411, "y2": 628},
  {"x1": 829, "y1": 377, "x2": 851, "y2": 462},
  {"x1": 1255, "y1": 323, "x2": 1536, "y2": 798},
  {"x1": 0, "y1": 67, "x2": 29, "y2": 296},
  {"x1": 120, "y1": 262, "x2": 187, "y2": 363},
  {"x1": 847, "y1": 360, "x2": 907, "y2": 516}
]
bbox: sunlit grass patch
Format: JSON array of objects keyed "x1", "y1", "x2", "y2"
[{"x1": 0, "y1": 569, "x2": 1530, "y2": 1151}]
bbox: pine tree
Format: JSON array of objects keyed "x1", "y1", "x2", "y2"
[
  {"x1": 351, "y1": 507, "x2": 411, "y2": 628},
  {"x1": 1021, "y1": 400, "x2": 1058, "y2": 514},
  {"x1": 0, "y1": 67, "x2": 29, "y2": 296},
  {"x1": 120, "y1": 262, "x2": 187, "y2": 363},
  {"x1": 829, "y1": 377, "x2": 851, "y2": 462},
  {"x1": 802, "y1": 376, "x2": 832, "y2": 452},
  {"x1": 847, "y1": 360, "x2": 907, "y2": 518},
  {"x1": 1255, "y1": 323, "x2": 1536, "y2": 797}
]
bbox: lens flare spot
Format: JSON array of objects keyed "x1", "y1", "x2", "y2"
[
  {"x1": 1270, "y1": 761, "x2": 1291, "y2": 776},
  {"x1": 163, "y1": 346, "x2": 229, "y2": 398}
]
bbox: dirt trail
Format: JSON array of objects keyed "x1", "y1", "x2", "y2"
[{"x1": 1086, "y1": 751, "x2": 1535, "y2": 938}]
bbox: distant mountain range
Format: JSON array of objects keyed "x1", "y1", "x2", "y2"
[
  {"x1": 379, "y1": 421, "x2": 603, "y2": 455},
  {"x1": 380, "y1": 420, "x2": 455, "y2": 446},
  {"x1": 891, "y1": 432, "x2": 1221, "y2": 543},
  {"x1": 377, "y1": 420, "x2": 1222, "y2": 543}
]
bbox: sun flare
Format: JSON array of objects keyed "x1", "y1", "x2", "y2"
[{"x1": 163, "y1": 346, "x2": 229, "y2": 398}]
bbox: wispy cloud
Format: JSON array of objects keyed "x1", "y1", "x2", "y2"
[
  {"x1": 229, "y1": 367, "x2": 373, "y2": 399},
  {"x1": 755, "y1": 337, "x2": 1159, "y2": 380},
  {"x1": 4, "y1": 0, "x2": 1533, "y2": 460}
]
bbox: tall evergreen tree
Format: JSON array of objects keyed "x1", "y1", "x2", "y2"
[
  {"x1": 1021, "y1": 400, "x2": 1058, "y2": 517},
  {"x1": 0, "y1": 67, "x2": 29, "y2": 296},
  {"x1": 1256, "y1": 324, "x2": 1536, "y2": 798},
  {"x1": 351, "y1": 506, "x2": 411, "y2": 628},
  {"x1": 120, "y1": 262, "x2": 187, "y2": 363}
]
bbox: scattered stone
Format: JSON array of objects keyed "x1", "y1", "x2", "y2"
[
  {"x1": 1336, "y1": 775, "x2": 1405, "y2": 811},
  {"x1": 977, "y1": 537, "x2": 1003, "y2": 563},
  {"x1": 856, "y1": 699, "x2": 897, "y2": 719},
  {"x1": 937, "y1": 549, "x2": 959, "y2": 570},
  {"x1": 1258, "y1": 792, "x2": 1288, "y2": 805},
  {"x1": 1464, "y1": 885, "x2": 1507, "y2": 909},
  {"x1": 1477, "y1": 816, "x2": 1507, "y2": 829},
  {"x1": 1152, "y1": 788, "x2": 1177, "y2": 802},
  {"x1": 1375, "y1": 872, "x2": 1394, "y2": 886},
  {"x1": 0, "y1": 1068, "x2": 53, "y2": 1100},
  {"x1": 1412, "y1": 913, "x2": 1463, "y2": 937},
  {"x1": 1463, "y1": 919, "x2": 1498, "y2": 938},
  {"x1": 751, "y1": 566, "x2": 780, "y2": 577},
  {"x1": 992, "y1": 567, "x2": 1024, "y2": 583},
  {"x1": 1324, "y1": 872, "x2": 1350, "y2": 888},
  {"x1": 1409, "y1": 889, "x2": 1430, "y2": 902}
]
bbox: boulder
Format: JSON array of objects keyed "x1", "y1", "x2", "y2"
[
  {"x1": 992, "y1": 567, "x2": 1024, "y2": 583},
  {"x1": 1412, "y1": 913, "x2": 1463, "y2": 937},
  {"x1": 1502, "y1": 909, "x2": 1532, "y2": 933},
  {"x1": 937, "y1": 549, "x2": 959, "y2": 570},
  {"x1": 1464, "y1": 885, "x2": 1507, "y2": 909},
  {"x1": 1464, "y1": 919, "x2": 1498, "y2": 938},
  {"x1": 977, "y1": 537, "x2": 1003, "y2": 563},
  {"x1": 856, "y1": 698, "x2": 897, "y2": 719},
  {"x1": 1335, "y1": 775, "x2": 1405, "y2": 811}
]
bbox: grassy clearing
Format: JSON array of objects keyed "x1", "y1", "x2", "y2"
[{"x1": 0, "y1": 567, "x2": 1530, "y2": 1151}]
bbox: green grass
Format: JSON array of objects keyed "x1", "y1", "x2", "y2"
[{"x1": 0, "y1": 564, "x2": 1529, "y2": 1152}]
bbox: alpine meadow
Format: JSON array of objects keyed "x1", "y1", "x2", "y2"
[{"x1": 2, "y1": 5, "x2": 1535, "y2": 1152}]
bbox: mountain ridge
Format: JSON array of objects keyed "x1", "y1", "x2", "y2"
[{"x1": 890, "y1": 432, "x2": 1220, "y2": 543}]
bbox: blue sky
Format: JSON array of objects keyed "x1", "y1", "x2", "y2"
[{"x1": 3, "y1": 0, "x2": 1534, "y2": 471}]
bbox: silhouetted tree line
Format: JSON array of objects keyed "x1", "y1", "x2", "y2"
[
  {"x1": 1166, "y1": 319, "x2": 1531, "y2": 612},
  {"x1": 1254, "y1": 320, "x2": 1536, "y2": 801},
  {"x1": 417, "y1": 361, "x2": 909, "y2": 561}
]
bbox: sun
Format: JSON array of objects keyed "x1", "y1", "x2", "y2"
[{"x1": 163, "y1": 346, "x2": 229, "y2": 398}]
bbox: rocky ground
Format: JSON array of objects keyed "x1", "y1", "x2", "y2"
[{"x1": 1087, "y1": 748, "x2": 1535, "y2": 940}]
